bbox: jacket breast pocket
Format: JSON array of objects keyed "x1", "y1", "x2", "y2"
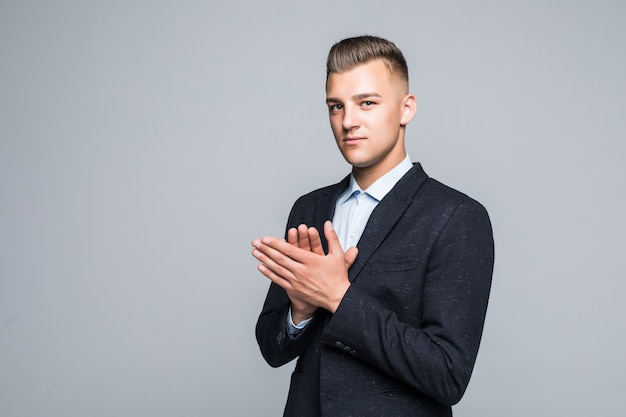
[{"x1": 368, "y1": 257, "x2": 420, "y2": 272}]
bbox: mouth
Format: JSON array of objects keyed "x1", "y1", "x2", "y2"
[{"x1": 343, "y1": 137, "x2": 365, "y2": 145}]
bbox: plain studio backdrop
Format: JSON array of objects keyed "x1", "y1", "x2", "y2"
[{"x1": 1, "y1": 1, "x2": 624, "y2": 416}]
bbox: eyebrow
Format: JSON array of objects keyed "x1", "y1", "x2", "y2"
[
  {"x1": 326, "y1": 92, "x2": 382, "y2": 104},
  {"x1": 353, "y1": 92, "x2": 382, "y2": 100}
]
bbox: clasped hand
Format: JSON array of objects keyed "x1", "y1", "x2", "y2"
[{"x1": 252, "y1": 220, "x2": 358, "y2": 321}]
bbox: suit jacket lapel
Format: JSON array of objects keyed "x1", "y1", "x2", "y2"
[{"x1": 347, "y1": 163, "x2": 429, "y2": 282}]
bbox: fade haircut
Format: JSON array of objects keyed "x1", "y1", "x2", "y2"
[{"x1": 326, "y1": 35, "x2": 409, "y2": 86}]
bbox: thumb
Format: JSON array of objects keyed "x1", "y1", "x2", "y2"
[
  {"x1": 323, "y1": 220, "x2": 344, "y2": 256},
  {"x1": 344, "y1": 246, "x2": 359, "y2": 269}
]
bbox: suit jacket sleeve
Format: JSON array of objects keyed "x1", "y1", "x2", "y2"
[
  {"x1": 255, "y1": 194, "x2": 328, "y2": 368},
  {"x1": 321, "y1": 199, "x2": 494, "y2": 406}
]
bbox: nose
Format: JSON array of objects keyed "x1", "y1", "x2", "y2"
[{"x1": 342, "y1": 105, "x2": 360, "y2": 131}]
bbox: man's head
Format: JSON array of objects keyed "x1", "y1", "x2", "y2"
[
  {"x1": 325, "y1": 36, "x2": 416, "y2": 187},
  {"x1": 326, "y1": 35, "x2": 409, "y2": 93}
]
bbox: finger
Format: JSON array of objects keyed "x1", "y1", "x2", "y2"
[
  {"x1": 256, "y1": 262, "x2": 294, "y2": 290},
  {"x1": 259, "y1": 235, "x2": 313, "y2": 265},
  {"x1": 256, "y1": 237, "x2": 317, "y2": 276},
  {"x1": 252, "y1": 246, "x2": 296, "y2": 283},
  {"x1": 297, "y1": 224, "x2": 312, "y2": 250},
  {"x1": 344, "y1": 246, "x2": 359, "y2": 269},
  {"x1": 287, "y1": 228, "x2": 298, "y2": 245},
  {"x1": 323, "y1": 220, "x2": 345, "y2": 256},
  {"x1": 307, "y1": 226, "x2": 325, "y2": 255}
]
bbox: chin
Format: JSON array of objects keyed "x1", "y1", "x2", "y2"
[
  {"x1": 346, "y1": 159, "x2": 373, "y2": 169},
  {"x1": 340, "y1": 152, "x2": 369, "y2": 167}
]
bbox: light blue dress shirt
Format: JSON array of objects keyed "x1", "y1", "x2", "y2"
[{"x1": 287, "y1": 155, "x2": 414, "y2": 334}]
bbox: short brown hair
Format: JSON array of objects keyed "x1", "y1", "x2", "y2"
[{"x1": 326, "y1": 35, "x2": 409, "y2": 84}]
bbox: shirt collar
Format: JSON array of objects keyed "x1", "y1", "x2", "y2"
[{"x1": 339, "y1": 155, "x2": 413, "y2": 204}]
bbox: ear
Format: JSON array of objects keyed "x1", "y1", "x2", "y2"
[{"x1": 400, "y1": 94, "x2": 417, "y2": 126}]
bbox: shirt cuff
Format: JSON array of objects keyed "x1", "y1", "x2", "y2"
[{"x1": 286, "y1": 306, "x2": 313, "y2": 337}]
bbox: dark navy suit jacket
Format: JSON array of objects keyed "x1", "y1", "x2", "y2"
[{"x1": 256, "y1": 163, "x2": 494, "y2": 417}]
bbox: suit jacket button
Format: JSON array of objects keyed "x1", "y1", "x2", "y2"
[
  {"x1": 343, "y1": 345, "x2": 352, "y2": 352},
  {"x1": 335, "y1": 341, "x2": 344, "y2": 348}
]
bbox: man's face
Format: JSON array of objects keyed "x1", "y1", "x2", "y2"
[{"x1": 326, "y1": 59, "x2": 415, "y2": 180}]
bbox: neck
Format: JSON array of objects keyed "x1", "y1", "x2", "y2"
[{"x1": 352, "y1": 151, "x2": 407, "y2": 190}]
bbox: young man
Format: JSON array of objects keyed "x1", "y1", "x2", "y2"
[{"x1": 252, "y1": 35, "x2": 494, "y2": 417}]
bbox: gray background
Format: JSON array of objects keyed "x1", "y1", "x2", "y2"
[{"x1": 1, "y1": 1, "x2": 624, "y2": 416}]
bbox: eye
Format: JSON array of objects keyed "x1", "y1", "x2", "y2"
[
  {"x1": 329, "y1": 103, "x2": 343, "y2": 112},
  {"x1": 361, "y1": 101, "x2": 375, "y2": 107}
]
